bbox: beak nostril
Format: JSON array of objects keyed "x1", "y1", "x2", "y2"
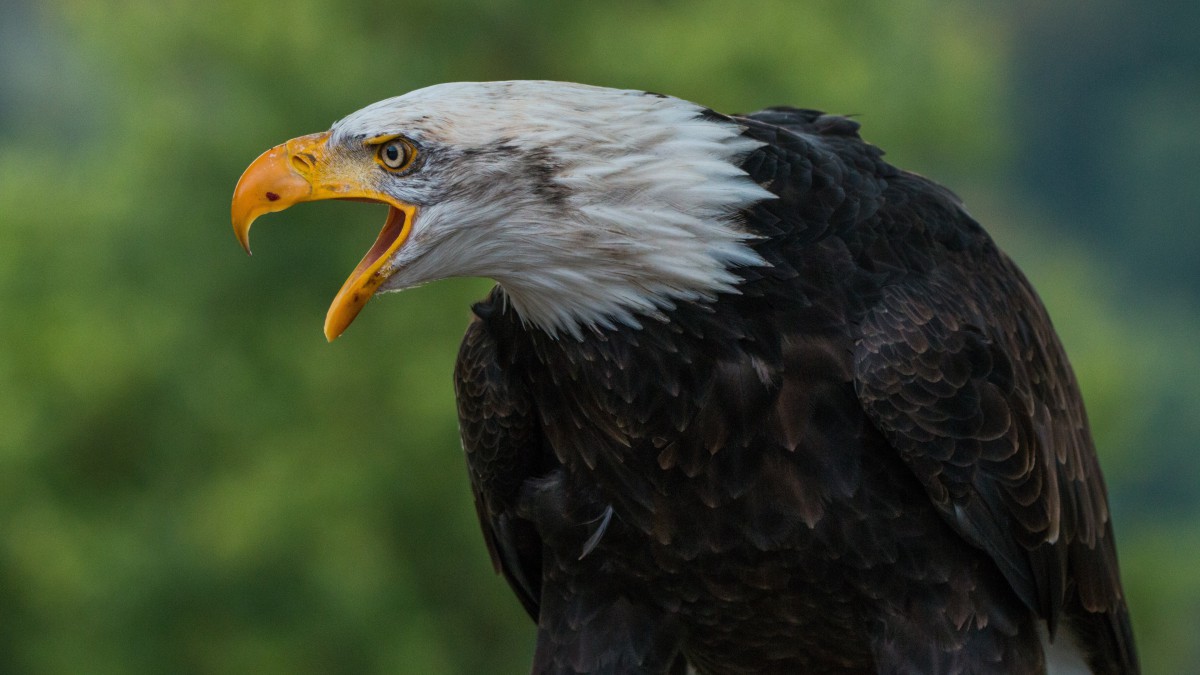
[
  {"x1": 290, "y1": 154, "x2": 313, "y2": 173},
  {"x1": 265, "y1": 192, "x2": 280, "y2": 202}
]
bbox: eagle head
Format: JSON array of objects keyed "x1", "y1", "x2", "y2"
[{"x1": 232, "y1": 81, "x2": 771, "y2": 340}]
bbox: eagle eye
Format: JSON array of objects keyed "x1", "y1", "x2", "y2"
[{"x1": 376, "y1": 138, "x2": 415, "y2": 171}]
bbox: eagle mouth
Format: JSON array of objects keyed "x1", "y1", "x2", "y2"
[
  {"x1": 345, "y1": 201, "x2": 409, "y2": 284},
  {"x1": 367, "y1": 205, "x2": 407, "y2": 266},
  {"x1": 325, "y1": 201, "x2": 416, "y2": 341}
]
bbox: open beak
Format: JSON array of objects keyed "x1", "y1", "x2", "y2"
[{"x1": 231, "y1": 131, "x2": 417, "y2": 341}]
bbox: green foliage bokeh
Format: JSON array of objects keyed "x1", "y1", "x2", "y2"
[{"x1": 1, "y1": 0, "x2": 1196, "y2": 672}]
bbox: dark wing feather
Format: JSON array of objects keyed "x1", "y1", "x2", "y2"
[
  {"x1": 455, "y1": 313, "x2": 545, "y2": 619},
  {"x1": 852, "y1": 240, "x2": 1137, "y2": 672},
  {"x1": 727, "y1": 109, "x2": 1134, "y2": 670},
  {"x1": 738, "y1": 106, "x2": 865, "y2": 139}
]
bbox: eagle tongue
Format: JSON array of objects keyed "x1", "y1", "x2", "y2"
[{"x1": 350, "y1": 204, "x2": 407, "y2": 282}]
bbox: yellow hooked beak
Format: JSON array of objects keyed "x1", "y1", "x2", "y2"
[{"x1": 231, "y1": 131, "x2": 417, "y2": 341}]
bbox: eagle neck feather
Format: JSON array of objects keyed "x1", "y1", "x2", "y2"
[{"x1": 487, "y1": 92, "x2": 775, "y2": 339}]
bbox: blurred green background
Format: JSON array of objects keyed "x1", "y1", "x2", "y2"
[{"x1": 1, "y1": 0, "x2": 1196, "y2": 672}]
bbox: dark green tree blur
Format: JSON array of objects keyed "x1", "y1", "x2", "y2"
[{"x1": 1, "y1": 0, "x2": 1195, "y2": 672}]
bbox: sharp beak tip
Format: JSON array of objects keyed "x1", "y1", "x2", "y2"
[
  {"x1": 231, "y1": 217, "x2": 254, "y2": 255},
  {"x1": 235, "y1": 230, "x2": 253, "y2": 255},
  {"x1": 230, "y1": 190, "x2": 260, "y2": 255}
]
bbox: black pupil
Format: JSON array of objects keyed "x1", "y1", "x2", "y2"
[{"x1": 385, "y1": 145, "x2": 401, "y2": 163}]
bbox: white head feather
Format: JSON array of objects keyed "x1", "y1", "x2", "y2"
[{"x1": 330, "y1": 81, "x2": 774, "y2": 338}]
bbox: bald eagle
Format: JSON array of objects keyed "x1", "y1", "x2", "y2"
[{"x1": 232, "y1": 81, "x2": 1137, "y2": 674}]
